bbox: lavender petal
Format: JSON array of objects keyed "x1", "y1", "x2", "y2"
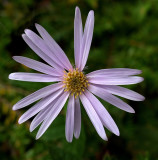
[
  {"x1": 36, "y1": 92, "x2": 69, "y2": 139},
  {"x1": 74, "y1": 97, "x2": 81, "y2": 139},
  {"x1": 22, "y1": 34, "x2": 63, "y2": 74},
  {"x1": 30, "y1": 102, "x2": 55, "y2": 132},
  {"x1": 80, "y1": 93, "x2": 107, "y2": 140},
  {"x1": 88, "y1": 84, "x2": 135, "y2": 113},
  {"x1": 13, "y1": 56, "x2": 61, "y2": 76},
  {"x1": 18, "y1": 88, "x2": 63, "y2": 124},
  {"x1": 74, "y1": 7, "x2": 83, "y2": 69},
  {"x1": 80, "y1": 10, "x2": 94, "y2": 71},
  {"x1": 25, "y1": 29, "x2": 65, "y2": 70},
  {"x1": 87, "y1": 68, "x2": 142, "y2": 77},
  {"x1": 35, "y1": 24, "x2": 73, "y2": 70},
  {"x1": 65, "y1": 96, "x2": 75, "y2": 142},
  {"x1": 94, "y1": 84, "x2": 145, "y2": 101},
  {"x1": 84, "y1": 89, "x2": 119, "y2": 136},
  {"x1": 12, "y1": 82, "x2": 62, "y2": 110},
  {"x1": 9, "y1": 72, "x2": 61, "y2": 82},
  {"x1": 89, "y1": 76, "x2": 144, "y2": 85}
]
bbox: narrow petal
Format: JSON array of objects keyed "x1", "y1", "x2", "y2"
[
  {"x1": 94, "y1": 84, "x2": 145, "y2": 101},
  {"x1": 13, "y1": 56, "x2": 61, "y2": 76},
  {"x1": 24, "y1": 29, "x2": 65, "y2": 70},
  {"x1": 36, "y1": 92, "x2": 69, "y2": 139},
  {"x1": 35, "y1": 23, "x2": 73, "y2": 70},
  {"x1": 80, "y1": 93, "x2": 107, "y2": 140},
  {"x1": 12, "y1": 82, "x2": 62, "y2": 110},
  {"x1": 89, "y1": 76, "x2": 143, "y2": 85},
  {"x1": 74, "y1": 97, "x2": 81, "y2": 139},
  {"x1": 87, "y1": 68, "x2": 142, "y2": 77},
  {"x1": 84, "y1": 89, "x2": 119, "y2": 136},
  {"x1": 88, "y1": 84, "x2": 135, "y2": 113},
  {"x1": 30, "y1": 102, "x2": 54, "y2": 132},
  {"x1": 22, "y1": 34, "x2": 63, "y2": 74},
  {"x1": 18, "y1": 88, "x2": 63, "y2": 124},
  {"x1": 65, "y1": 96, "x2": 75, "y2": 142},
  {"x1": 74, "y1": 7, "x2": 83, "y2": 69},
  {"x1": 9, "y1": 72, "x2": 61, "y2": 82},
  {"x1": 80, "y1": 10, "x2": 94, "y2": 71}
]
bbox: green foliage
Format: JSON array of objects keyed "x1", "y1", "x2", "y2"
[{"x1": 0, "y1": 0, "x2": 158, "y2": 159}]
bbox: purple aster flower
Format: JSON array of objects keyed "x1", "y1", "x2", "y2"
[{"x1": 9, "y1": 7, "x2": 145, "y2": 142}]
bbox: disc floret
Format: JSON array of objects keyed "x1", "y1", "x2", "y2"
[{"x1": 63, "y1": 68, "x2": 89, "y2": 98}]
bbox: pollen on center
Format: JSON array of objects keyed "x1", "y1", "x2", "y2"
[{"x1": 62, "y1": 68, "x2": 89, "y2": 98}]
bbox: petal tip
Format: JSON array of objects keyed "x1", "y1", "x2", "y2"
[
  {"x1": 115, "y1": 130, "x2": 120, "y2": 136},
  {"x1": 75, "y1": 6, "x2": 79, "y2": 11},
  {"x1": 125, "y1": 106, "x2": 135, "y2": 113},
  {"x1": 12, "y1": 56, "x2": 20, "y2": 62},
  {"x1": 89, "y1": 10, "x2": 94, "y2": 16},
  {"x1": 139, "y1": 70, "x2": 142, "y2": 74},
  {"x1": 130, "y1": 109, "x2": 135, "y2": 113},
  {"x1": 35, "y1": 23, "x2": 40, "y2": 29},
  {"x1": 66, "y1": 138, "x2": 73, "y2": 143},
  {"x1": 35, "y1": 23, "x2": 39, "y2": 26},
  {"x1": 142, "y1": 96, "x2": 145, "y2": 101},
  {"x1": 36, "y1": 134, "x2": 40, "y2": 140},
  {"x1": 111, "y1": 126, "x2": 120, "y2": 136},
  {"x1": 74, "y1": 132, "x2": 80, "y2": 139},
  {"x1": 140, "y1": 77, "x2": 144, "y2": 82},
  {"x1": 100, "y1": 132, "x2": 108, "y2": 141},
  {"x1": 12, "y1": 105, "x2": 17, "y2": 110},
  {"x1": 139, "y1": 95, "x2": 145, "y2": 101},
  {"x1": 22, "y1": 33, "x2": 26, "y2": 38},
  {"x1": 35, "y1": 137, "x2": 39, "y2": 140},
  {"x1": 103, "y1": 136, "x2": 108, "y2": 141},
  {"x1": 24, "y1": 29, "x2": 28, "y2": 33},
  {"x1": 8, "y1": 74, "x2": 11, "y2": 79},
  {"x1": 8, "y1": 73, "x2": 13, "y2": 79},
  {"x1": 75, "y1": 6, "x2": 81, "y2": 18},
  {"x1": 18, "y1": 118, "x2": 23, "y2": 124},
  {"x1": 29, "y1": 126, "x2": 34, "y2": 132},
  {"x1": 24, "y1": 29, "x2": 31, "y2": 36}
]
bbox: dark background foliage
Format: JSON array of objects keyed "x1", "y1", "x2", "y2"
[{"x1": 0, "y1": 0, "x2": 158, "y2": 159}]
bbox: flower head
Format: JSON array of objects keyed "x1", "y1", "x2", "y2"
[{"x1": 9, "y1": 7, "x2": 145, "y2": 142}]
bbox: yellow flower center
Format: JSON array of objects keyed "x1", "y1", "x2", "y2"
[{"x1": 63, "y1": 68, "x2": 89, "y2": 98}]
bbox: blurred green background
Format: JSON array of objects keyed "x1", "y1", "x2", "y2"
[{"x1": 0, "y1": 0, "x2": 158, "y2": 159}]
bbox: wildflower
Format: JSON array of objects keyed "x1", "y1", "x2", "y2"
[{"x1": 9, "y1": 7, "x2": 144, "y2": 142}]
